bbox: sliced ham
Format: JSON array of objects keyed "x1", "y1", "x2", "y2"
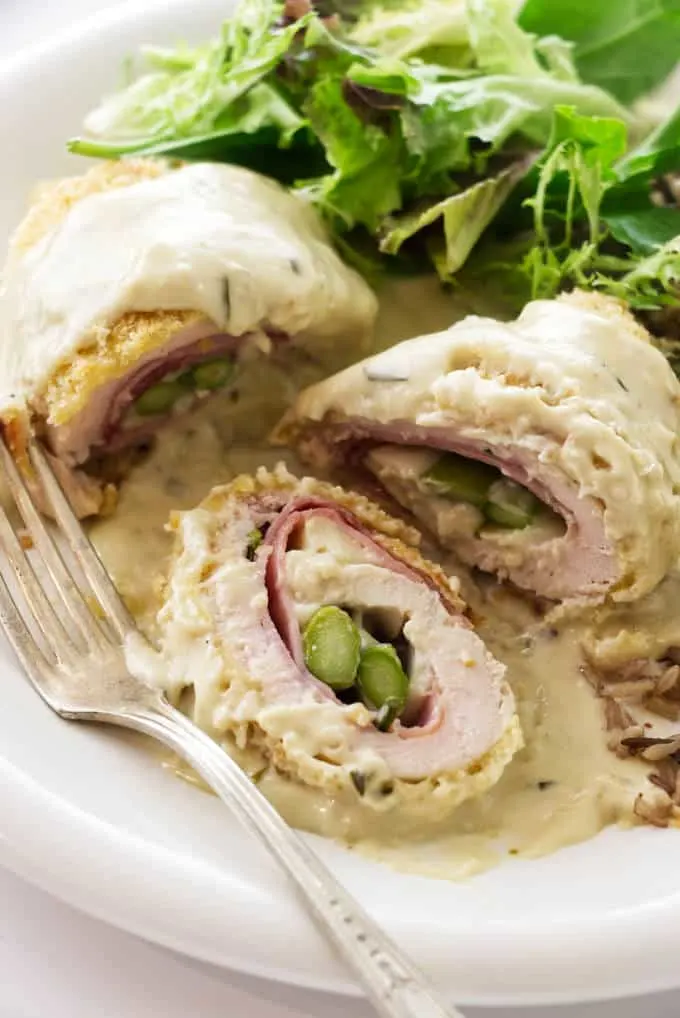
[
  {"x1": 150, "y1": 465, "x2": 521, "y2": 815},
  {"x1": 276, "y1": 292, "x2": 680, "y2": 604}
]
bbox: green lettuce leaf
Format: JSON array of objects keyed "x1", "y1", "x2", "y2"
[
  {"x1": 603, "y1": 105, "x2": 680, "y2": 255},
  {"x1": 71, "y1": 0, "x2": 311, "y2": 147},
  {"x1": 511, "y1": 107, "x2": 628, "y2": 296},
  {"x1": 616, "y1": 105, "x2": 680, "y2": 184},
  {"x1": 488, "y1": 102, "x2": 680, "y2": 312},
  {"x1": 466, "y1": 0, "x2": 546, "y2": 75},
  {"x1": 519, "y1": 0, "x2": 680, "y2": 104},
  {"x1": 606, "y1": 207, "x2": 680, "y2": 255},
  {"x1": 595, "y1": 238, "x2": 680, "y2": 309},
  {"x1": 345, "y1": 58, "x2": 422, "y2": 96},
  {"x1": 71, "y1": 123, "x2": 327, "y2": 184},
  {"x1": 380, "y1": 158, "x2": 531, "y2": 276},
  {"x1": 413, "y1": 74, "x2": 628, "y2": 154},
  {"x1": 350, "y1": 0, "x2": 471, "y2": 63},
  {"x1": 302, "y1": 77, "x2": 404, "y2": 229},
  {"x1": 397, "y1": 0, "x2": 629, "y2": 180},
  {"x1": 300, "y1": 1, "x2": 628, "y2": 252}
]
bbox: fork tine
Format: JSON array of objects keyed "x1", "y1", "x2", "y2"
[
  {"x1": 28, "y1": 441, "x2": 134, "y2": 641},
  {"x1": 0, "y1": 567, "x2": 54, "y2": 692},
  {"x1": 0, "y1": 505, "x2": 77, "y2": 666},
  {"x1": 0, "y1": 438, "x2": 110, "y2": 651}
]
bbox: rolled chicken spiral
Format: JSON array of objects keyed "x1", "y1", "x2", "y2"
[
  {"x1": 276, "y1": 293, "x2": 680, "y2": 603},
  {"x1": 151, "y1": 466, "x2": 521, "y2": 815},
  {"x1": 0, "y1": 159, "x2": 376, "y2": 515}
]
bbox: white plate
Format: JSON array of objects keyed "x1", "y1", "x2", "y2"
[{"x1": 1, "y1": 1, "x2": 680, "y2": 1006}]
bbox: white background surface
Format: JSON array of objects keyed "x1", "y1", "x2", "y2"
[{"x1": 1, "y1": 1, "x2": 680, "y2": 1016}]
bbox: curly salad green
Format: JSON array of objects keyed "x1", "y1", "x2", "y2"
[{"x1": 70, "y1": 0, "x2": 680, "y2": 314}]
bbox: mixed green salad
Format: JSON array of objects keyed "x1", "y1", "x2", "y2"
[{"x1": 70, "y1": 0, "x2": 680, "y2": 314}]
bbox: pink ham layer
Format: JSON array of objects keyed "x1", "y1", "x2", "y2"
[
  {"x1": 45, "y1": 320, "x2": 287, "y2": 465},
  {"x1": 221, "y1": 494, "x2": 513, "y2": 782},
  {"x1": 45, "y1": 320, "x2": 239, "y2": 464},
  {"x1": 264, "y1": 495, "x2": 454, "y2": 686},
  {"x1": 301, "y1": 418, "x2": 618, "y2": 602}
]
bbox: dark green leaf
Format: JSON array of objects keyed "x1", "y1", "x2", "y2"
[
  {"x1": 599, "y1": 105, "x2": 680, "y2": 255},
  {"x1": 70, "y1": 126, "x2": 328, "y2": 184},
  {"x1": 616, "y1": 104, "x2": 680, "y2": 183},
  {"x1": 607, "y1": 206, "x2": 680, "y2": 254},
  {"x1": 519, "y1": 0, "x2": 680, "y2": 104}
]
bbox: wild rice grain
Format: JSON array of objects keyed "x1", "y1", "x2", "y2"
[{"x1": 633, "y1": 792, "x2": 674, "y2": 828}]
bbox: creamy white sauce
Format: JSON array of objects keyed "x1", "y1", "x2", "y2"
[
  {"x1": 90, "y1": 276, "x2": 653, "y2": 880},
  {"x1": 0, "y1": 162, "x2": 377, "y2": 407},
  {"x1": 352, "y1": 620, "x2": 645, "y2": 878}
]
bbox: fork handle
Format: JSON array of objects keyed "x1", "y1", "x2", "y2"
[{"x1": 117, "y1": 698, "x2": 464, "y2": 1018}]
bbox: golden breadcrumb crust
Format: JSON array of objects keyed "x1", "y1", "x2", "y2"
[
  {"x1": 42, "y1": 309, "x2": 204, "y2": 426},
  {"x1": 15, "y1": 159, "x2": 167, "y2": 253},
  {"x1": 12, "y1": 158, "x2": 202, "y2": 426}
]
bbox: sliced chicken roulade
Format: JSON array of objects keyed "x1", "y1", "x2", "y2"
[
  {"x1": 148, "y1": 466, "x2": 521, "y2": 816},
  {"x1": 276, "y1": 293, "x2": 680, "y2": 603},
  {"x1": 0, "y1": 159, "x2": 377, "y2": 516}
]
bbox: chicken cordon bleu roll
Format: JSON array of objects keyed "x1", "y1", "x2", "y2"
[
  {"x1": 276, "y1": 292, "x2": 680, "y2": 603},
  {"x1": 150, "y1": 466, "x2": 521, "y2": 814},
  {"x1": 0, "y1": 159, "x2": 376, "y2": 515}
]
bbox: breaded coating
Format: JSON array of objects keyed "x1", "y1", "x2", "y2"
[
  {"x1": 41, "y1": 309, "x2": 203, "y2": 426},
  {"x1": 15, "y1": 159, "x2": 167, "y2": 254}
]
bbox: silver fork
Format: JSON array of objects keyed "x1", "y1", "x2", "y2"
[{"x1": 0, "y1": 435, "x2": 465, "y2": 1018}]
